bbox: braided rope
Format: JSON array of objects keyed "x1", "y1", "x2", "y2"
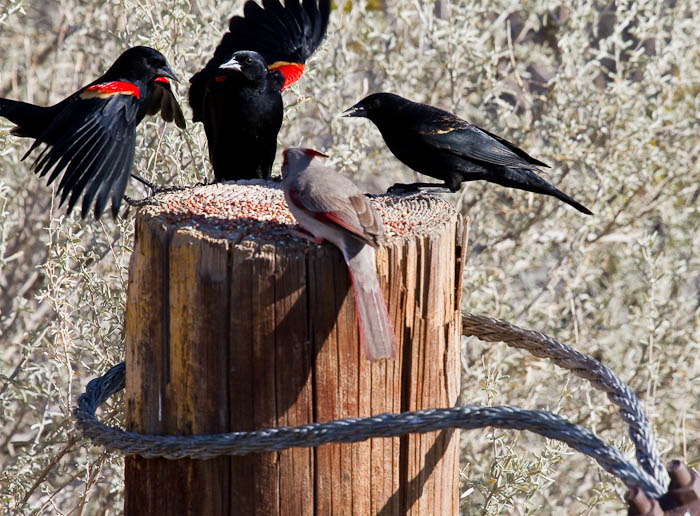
[
  {"x1": 73, "y1": 362, "x2": 665, "y2": 498},
  {"x1": 461, "y1": 312, "x2": 669, "y2": 489}
]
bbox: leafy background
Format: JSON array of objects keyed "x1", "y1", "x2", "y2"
[{"x1": 0, "y1": 0, "x2": 698, "y2": 514}]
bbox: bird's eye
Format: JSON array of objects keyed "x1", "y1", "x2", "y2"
[{"x1": 246, "y1": 57, "x2": 253, "y2": 64}]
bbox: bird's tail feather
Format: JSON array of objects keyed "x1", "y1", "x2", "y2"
[
  {"x1": 0, "y1": 97, "x2": 50, "y2": 138},
  {"x1": 346, "y1": 245, "x2": 398, "y2": 361},
  {"x1": 497, "y1": 167, "x2": 593, "y2": 215}
]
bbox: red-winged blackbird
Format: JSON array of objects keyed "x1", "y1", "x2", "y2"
[
  {"x1": 189, "y1": 0, "x2": 330, "y2": 181},
  {"x1": 344, "y1": 92, "x2": 593, "y2": 215},
  {"x1": 0, "y1": 46, "x2": 184, "y2": 219},
  {"x1": 282, "y1": 147, "x2": 398, "y2": 361}
]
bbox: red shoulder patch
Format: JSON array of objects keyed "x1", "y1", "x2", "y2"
[
  {"x1": 154, "y1": 76, "x2": 169, "y2": 84},
  {"x1": 81, "y1": 81, "x2": 140, "y2": 100},
  {"x1": 268, "y1": 62, "x2": 306, "y2": 90}
]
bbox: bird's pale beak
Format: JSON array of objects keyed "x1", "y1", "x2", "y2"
[
  {"x1": 342, "y1": 105, "x2": 367, "y2": 118},
  {"x1": 220, "y1": 56, "x2": 242, "y2": 72},
  {"x1": 158, "y1": 64, "x2": 180, "y2": 83}
]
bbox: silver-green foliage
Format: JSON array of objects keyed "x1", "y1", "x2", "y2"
[{"x1": 0, "y1": 0, "x2": 697, "y2": 514}]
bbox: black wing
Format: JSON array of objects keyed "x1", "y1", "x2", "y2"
[
  {"x1": 212, "y1": 0, "x2": 330, "y2": 69},
  {"x1": 419, "y1": 121, "x2": 550, "y2": 169},
  {"x1": 24, "y1": 94, "x2": 139, "y2": 219},
  {"x1": 475, "y1": 126, "x2": 549, "y2": 168},
  {"x1": 189, "y1": 0, "x2": 330, "y2": 118},
  {"x1": 147, "y1": 79, "x2": 186, "y2": 129}
]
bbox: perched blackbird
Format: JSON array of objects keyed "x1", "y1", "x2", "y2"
[
  {"x1": 282, "y1": 147, "x2": 398, "y2": 361},
  {"x1": 344, "y1": 92, "x2": 592, "y2": 215},
  {"x1": 0, "y1": 46, "x2": 184, "y2": 219},
  {"x1": 189, "y1": 0, "x2": 330, "y2": 181}
]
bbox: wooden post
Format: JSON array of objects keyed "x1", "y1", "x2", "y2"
[{"x1": 124, "y1": 181, "x2": 469, "y2": 515}]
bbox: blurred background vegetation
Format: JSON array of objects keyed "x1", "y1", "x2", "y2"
[{"x1": 0, "y1": 0, "x2": 697, "y2": 514}]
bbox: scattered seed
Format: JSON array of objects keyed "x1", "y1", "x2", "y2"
[{"x1": 141, "y1": 182, "x2": 454, "y2": 244}]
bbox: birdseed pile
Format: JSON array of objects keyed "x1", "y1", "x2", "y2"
[{"x1": 139, "y1": 180, "x2": 456, "y2": 244}]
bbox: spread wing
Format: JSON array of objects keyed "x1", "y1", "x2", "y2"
[
  {"x1": 147, "y1": 77, "x2": 186, "y2": 129},
  {"x1": 207, "y1": 0, "x2": 329, "y2": 84},
  {"x1": 24, "y1": 92, "x2": 139, "y2": 219},
  {"x1": 189, "y1": 0, "x2": 329, "y2": 120},
  {"x1": 416, "y1": 109, "x2": 550, "y2": 169},
  {"x1": 218, "y1": 0, "x2": 329, "y2": 68}
]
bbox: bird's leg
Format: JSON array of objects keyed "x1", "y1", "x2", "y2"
[
  {"x1": 130, "y1": 173, "x2": 157, "y2": 191},
  {"x1": 386, "y1": 182, "x2": 452, "y2": 194},
  {"x1": 129, "y1": 173, "x2": 189, "y2": 201}
]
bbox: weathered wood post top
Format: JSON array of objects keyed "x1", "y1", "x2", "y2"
[{"x1": 125, "y1": 179, "x2": 469, "y2": 516}]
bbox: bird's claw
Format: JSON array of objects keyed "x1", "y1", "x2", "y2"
[
  {"x1": 386, "y1": 183, "x2": 420, "y2": 195},
  {"x1": 123, "y1": 185, "x2": 187, "y2": 209},
  {"x1": 131, "y1": 173, "x2": 190, "y2": 197},
  {"x1": 150, "y1": 184, "x2": 187, "y2": 196},
  {"x1": 124, "y1": 195, "x2": 156, "y2": 208},
  {"x1": 386, "y1": 183, "x2": 452, "y2": 195}
]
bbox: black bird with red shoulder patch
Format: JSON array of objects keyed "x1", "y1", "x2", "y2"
[
  {"x1": 344, "y1": 92, "x2": 592, "y2": 215},
  {"x1": 0, "y1": 46, "x2": 185, "y2": 219},
  {"x1": 189, "y1": 0, "x2": 330, "y2": 181}
]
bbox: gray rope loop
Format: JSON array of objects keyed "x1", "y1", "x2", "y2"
[
  {"x1": 74, "y1": 362, "x2": 666, "y2": 499},
  {"x1": 461, "y1": 313, "x2": 669, "y2": 489},
  {"x1": 74, "y1": 312, "x2": 671, "y2": 500}
]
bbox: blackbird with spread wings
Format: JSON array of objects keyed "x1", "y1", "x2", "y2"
[
  {"x1": 0, "y1": 46, "x2": 184, "y2": 218},
  {"x1": 189, "y1": 0, "x2": 330, "y2": 181}
]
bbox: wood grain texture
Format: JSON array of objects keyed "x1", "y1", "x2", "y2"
[
  {"x1": 125, "y1": 222, "x2": 232, "y2": 515},
  {"x1": 124, "y1": 181, "x2": 469, "y2": 516},
  {"x1": 124, "y1": 216, "x2": 173, "y2": 515}
]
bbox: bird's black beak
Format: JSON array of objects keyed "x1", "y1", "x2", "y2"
[
  {"x1": 343, "y1": 104, "x2": 367, "y2": 118},
  {"x1": 158, "y1": 64, "x2": 180, "y2": 83}
]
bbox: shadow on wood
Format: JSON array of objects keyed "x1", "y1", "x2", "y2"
[{"x1": 124, "y1": 181, "x2": 469, "y2": 516}]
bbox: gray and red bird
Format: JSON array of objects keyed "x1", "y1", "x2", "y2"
[
  {"x1": 281, "y1": 147, "x2": 398, "y2": 361},
  {"x1": 345, "y1": 92, "x2": 592, "y2": 215},
  {"x1": 0, "y1": 46, "x2": 184, "y2": 219},
  {"x1": 189, "y1": 0, "x2": 331, "y2": 181}
]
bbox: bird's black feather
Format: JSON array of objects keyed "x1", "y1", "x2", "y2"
[
  {"x1": 189, "y1": 0, "x2": 330, "y2": 180},
  {"x1": 148, "y1": 80, "x2": 185, "y2": 128},
  {"x1": 30, "y1": 95, "x2": 139, "y2": 218},
  {"x1": 79, "y1": 136, "x2": 115, "y2": 217},
  {"x1": 0, "y1": 46, "x2": 183, "y2": 219},
  {"x1": 345, "y1": 92, "x2": 592, "y2": 215},
  {"x1": 419, "y1": 125, "x2": 545, "y2": 170},
  {"x1": 210, "y1": 0, "x2": 330, "y2": 69}
]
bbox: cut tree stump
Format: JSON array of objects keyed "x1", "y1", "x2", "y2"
[{"x1": 124, "y1": 180, "x2": 469, "y2": 516}]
